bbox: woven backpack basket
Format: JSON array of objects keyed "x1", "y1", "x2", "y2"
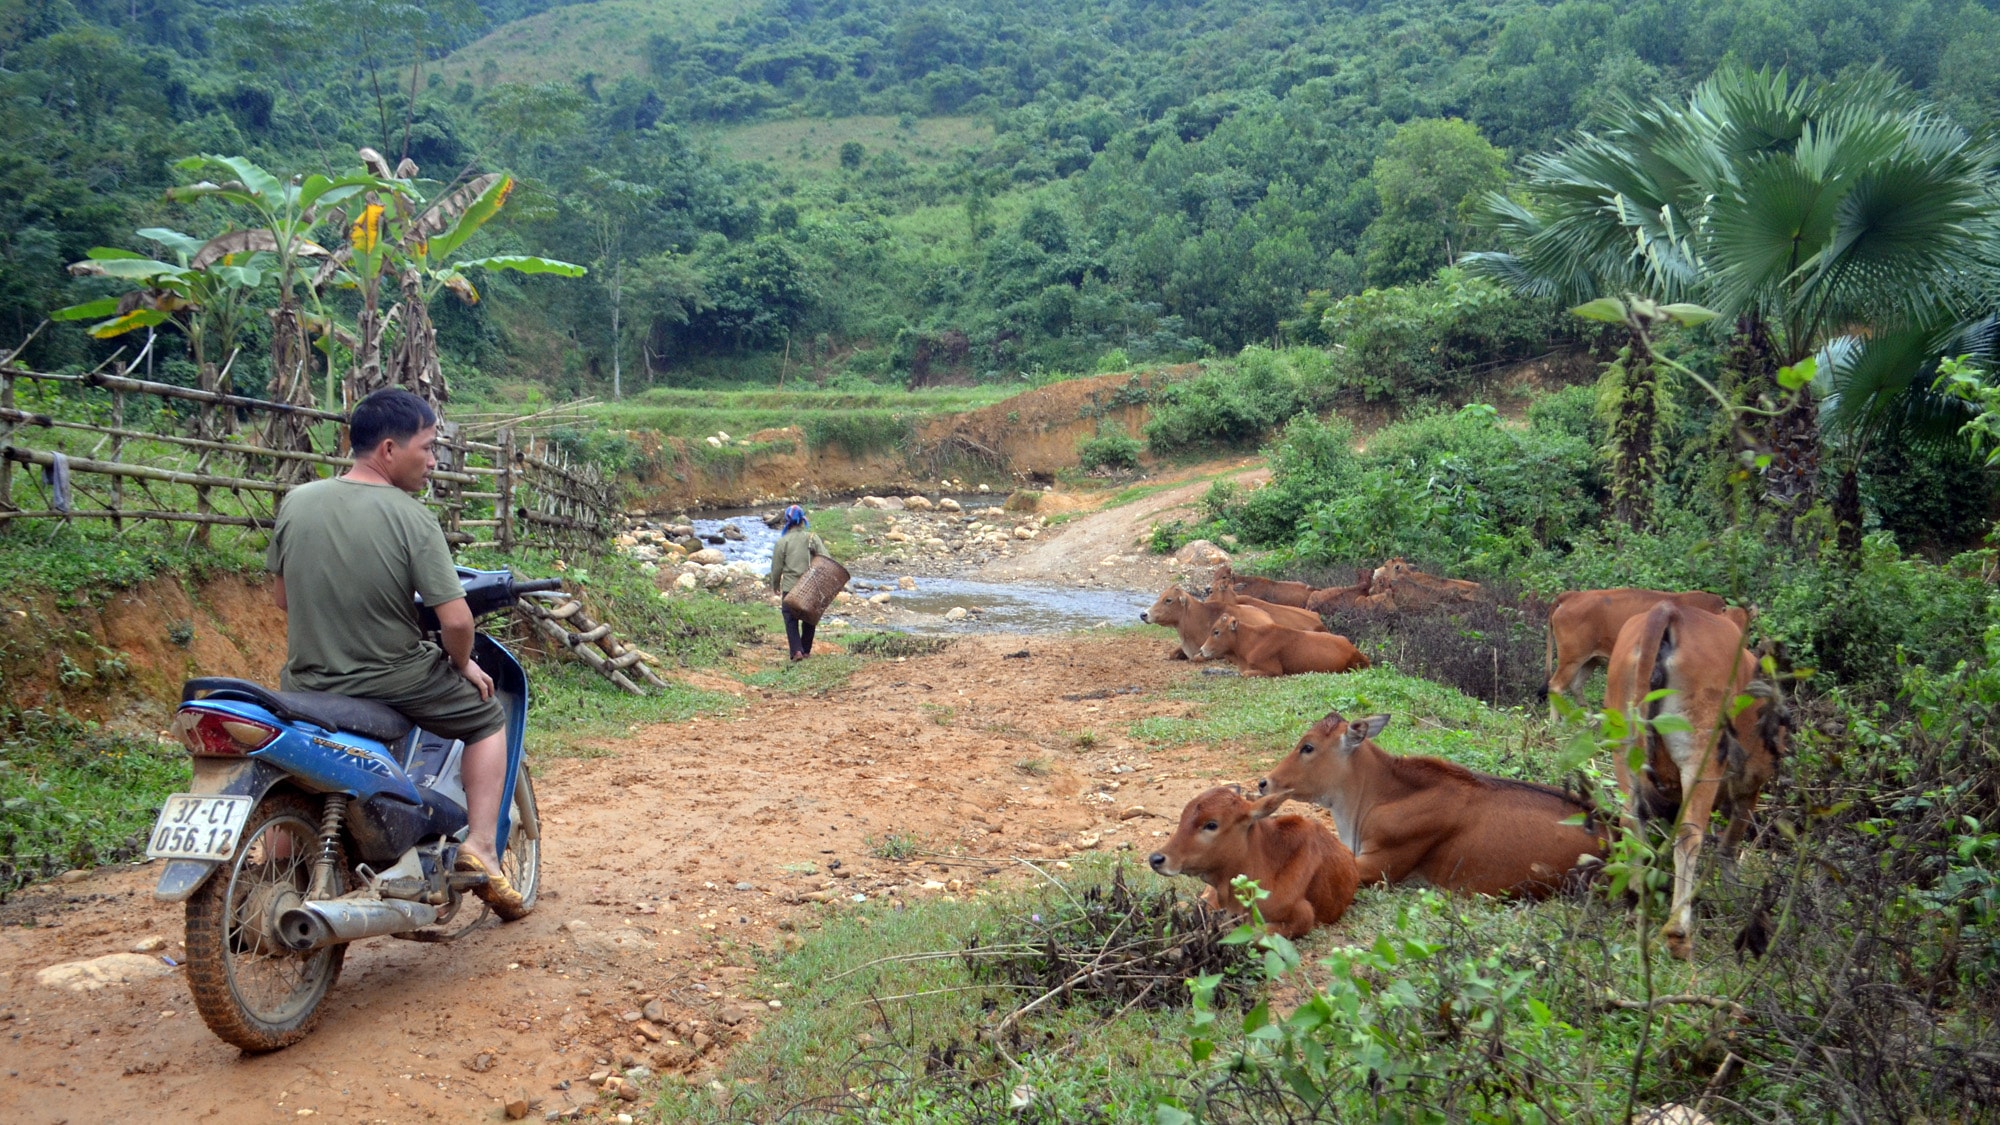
[{"x1": 782, "y1": 554, "x2": 850, "y2": 624}]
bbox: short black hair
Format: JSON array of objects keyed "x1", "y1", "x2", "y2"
[{"x1": 349, "y1": 388, "x2": 436, "y2": 453}]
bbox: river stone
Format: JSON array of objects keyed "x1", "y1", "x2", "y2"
[
  {"x1": 903, "y1": 496, "x2": 935, "y2": 511},
  {"x1": 944, "y1": 607, "x2": 969, "y2": 622},
  {"x1": 37, "y1": 952, "x2": 174, "y2": 992},
  {"x1": 1013, "y1": 526, "x2": 1037, "y2": 540},
  {"x1": 1175, "y1": 539, "x2": 1230, "y2": 566},
  {"x1": 689, "y1": 548, "x2": 726, "y2": 565},
  {"x1": 938, "y1": 498, "x2": 963, "y2": 512},
  {"x1": 722, "y1": 524, "x2": 745, "y2": 541},
  {"x1": 859, "y1": 496, "x2": 904, "y2": 510},
  {"x1": 868, "y1": 592, "x2": 892, "y2": 605},
  {"x1": 675, "y1": 573, "x2": 698, "y2": 590}
]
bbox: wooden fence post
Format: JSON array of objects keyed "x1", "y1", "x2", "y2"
[
  {"x1": 110, "y1": 374, "x2": 125, "y2": 531},
  {"x1": 0, "y1": 368, "x2": 13, "y2": 512},
  {"x1": 498, "y1": 427, "x2": 516, "y2": 554}
]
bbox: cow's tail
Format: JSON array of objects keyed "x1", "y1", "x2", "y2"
[{"x1": 1624, "y1": 603, "x2": 1677, "y2": 722}]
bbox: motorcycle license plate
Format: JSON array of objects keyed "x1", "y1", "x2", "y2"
[{"x1": 145, "y1": 795, "x2": 254, "y2": 862}]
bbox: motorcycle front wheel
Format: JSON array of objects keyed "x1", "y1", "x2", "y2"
[
  {"x1": 184, "y1": 790, "x2": 346, "y2": 1051},
  {"x1": 491, "y1": 763, "x2": 540, "y2": 921}
]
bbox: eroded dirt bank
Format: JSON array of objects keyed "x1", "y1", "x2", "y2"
[{"x1": 0, "y1": 631, "x2": 1262, "y2": 1124}]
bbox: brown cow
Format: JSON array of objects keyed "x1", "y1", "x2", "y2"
[
  {"x1": 1142, "y1": 586, "x2": 1326, "y2": 660},
  {"x1": 1259, "y1": 712, "x2": 1607, "y2": 898},
  {"x1": 1213, "y1": 561, "x2": 1313, "y2": 608},
  {"x1": 1198, "y1": 613, "x2": 1369, "y2": 676},
  {"x1": 1149, "y1": 786, "x2": 1359, "y2": 939},
  {"x1": 1304, "y1": 569, "x2": 1375, "y2": 615},
  {"x1": 1368, "y1": 558, "x2": 1484, "y2": 610},
  {"x1": 1211, "y1": 582, "x2": 1331, "y2": 632},
  {"x1": 1543, "y1": 588, "x2": 1737, "y2": 712},
  {"x1": 1605, "y1": 603, "x2": 1788, "y2": 960}
]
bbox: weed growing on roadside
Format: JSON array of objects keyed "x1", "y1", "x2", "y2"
[{"x1": 868, "y1": 832, "x2": 922, "y2": 861}]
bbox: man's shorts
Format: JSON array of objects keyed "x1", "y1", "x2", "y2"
[{"x1": 373, "y1": 656, "x2": 506, "y2": 744}]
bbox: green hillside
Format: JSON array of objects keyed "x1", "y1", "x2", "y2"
[{"x1": 437, "y1": 0, "x2": 744, "y2": 87}]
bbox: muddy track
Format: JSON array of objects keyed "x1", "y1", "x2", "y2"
[{"x1": 0, "y1": 481, "x2": 1257, "y2": 1124}]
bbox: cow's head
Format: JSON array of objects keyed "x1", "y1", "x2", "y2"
[
  {"x1": 1258, "y1": 710, "x2": 1392, "y2": 803},
  {"x1": 1196, "y1": 613, "x2": 1241, "y2": 660},
  {"x1": 1149, "y1": 785, "x2": 1287, "y2": 880},
  {"x1": 1143, "y1": 586, "x2": 1192, "y2": 626},
  {"x1": 1371, "y1": 558, "x2": 1415, "y2": 589}
]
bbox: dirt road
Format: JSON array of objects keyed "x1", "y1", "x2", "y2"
[{"x1": 0, "y1": 477, "x2": 1256, "y2": 1124}]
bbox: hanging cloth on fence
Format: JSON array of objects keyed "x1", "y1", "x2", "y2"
[{"x1": 42, "y1": 452, "x2": 71, "y2": 514}]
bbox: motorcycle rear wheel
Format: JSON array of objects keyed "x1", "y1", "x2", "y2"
[
  {"x1": 184, "y1": 790, "x2": 346, "y2": 1052},
  {"x1": 491, "y1": 764, "x2": 539, "y2": 921}
]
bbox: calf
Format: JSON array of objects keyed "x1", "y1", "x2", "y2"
[
  {"x1": 1211, "y1": 582, "x2": 1332, "y2": 633},
  {"x1": 1142, "y1": 585, "x2": 1324, "y2": 660},
  {"x1": 1198, "y1": 613, "x2": 1369, "y2": 676},
  {"x1": 1305, "y1": 569, "x2": 1375, "y2": 615},
  {"x1": 1214, "y1": 561, "x2": 1314, "y2": 608},
  {"x1": 1259, "y1": 712, "x2": 1606, "y2": 897},
  {"x1": 1605, "y1": 603, "x2": 1788, "y2": 960},
  {"x1": 1368, "y1": 558, "x2": 1484, "y2": 610},
  {"x1": 1149, "y1": 786, "x2": 1358, "y2": 938},
  {"x1": 1544, "y1": 588, "x2": 1737, "y2": 711}
]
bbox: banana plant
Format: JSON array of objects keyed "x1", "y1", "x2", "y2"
[
  {"x1": 311, "y1": 157, "x2": 584, "y2": 406},
  {"x1": 55, "y1": 229, "x2": 277, "y2": 392},
  {"x1": 166, "y1": 154, "x2": 397, "y2": 417}
]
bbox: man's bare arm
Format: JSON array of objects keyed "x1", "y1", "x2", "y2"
[
  {"x1": 272, "y1": 575, "x2": 287, "y2": 611},
  {"x1": 434, "y1": 597, "x2": 476, "y2": 666}
]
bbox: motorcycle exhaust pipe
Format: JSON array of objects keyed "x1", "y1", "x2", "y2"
[{"x1": 275, "y1": 897, "x2": 441, "y2": 952}]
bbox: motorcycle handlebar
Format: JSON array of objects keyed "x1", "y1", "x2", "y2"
[{"x1": 513, "y1": 578, "x2": 565, "y2": 594}]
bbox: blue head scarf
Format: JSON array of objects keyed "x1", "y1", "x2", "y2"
[{"x1": 783, "y1": 504, "x2": 808, "y2": 531}]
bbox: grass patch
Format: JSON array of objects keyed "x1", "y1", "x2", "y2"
[
  {"x1": 656, "y1": 855, "x2": 1231, "y2": 1123},
  {"x1": 524, "y1": 660, "x2": 742, "y2": 759},
  {"x1": 742, "y1": 653, "x2": 866, "y2": 695},
  {"x1": 0, "y1": 708, "x2": 186, "y2": 894},
  {"x1": 1014, "y1": 755, "x2": 1051, "y2": 777},
  {"x1": 844, "y1": 631, "x2": 950, "y2": 658},
  {"x1": 1130, "y1": 666, "x2": 1546, "y2": 780},
  {"x1": 716, "y1": 114, "x2": 996, "y2": 174},
  {"x1": 438, "y1": 0, "x2": 739, "y2": 85},
  {"x1": 581, "y1": 385, "x2": 1019, "y2": 455},
  {"x1": 0, "y1": 522, "x2": 264, "y2": 601},
  {"x1": 866, "y1": 831, "x2": 922, "y2": 861}
]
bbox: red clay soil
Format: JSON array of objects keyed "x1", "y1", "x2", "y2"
[{"x1": 0, "y1": 631, "x2": 1271, "y2": 1124}]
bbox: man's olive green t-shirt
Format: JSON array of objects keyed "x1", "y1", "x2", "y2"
[{"x1": 266, "y1": 477, "x2": 465, "y2": 697}]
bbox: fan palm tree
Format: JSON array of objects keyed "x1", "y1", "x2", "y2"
[{"x1": 1468, "y1": 66, "x2": 2000, "y2": 538}]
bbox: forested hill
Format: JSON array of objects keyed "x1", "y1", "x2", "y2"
[{"x1": 9, "y1": 0, "x2": 1998, "y2": 395}]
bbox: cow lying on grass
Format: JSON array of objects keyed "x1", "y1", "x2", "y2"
[
  {"x1": 1198, "y1": 612, "x2": 1369, "y2": 676},
  {"x1": 1142, "y1": 585, "x2": 1326, "y2": 660},
  {"x1": 1304, "y1": 569, "x2": 1375, "y2": 615},
  {"x1": 1544, "y1": 587, "x2": 1740, "y2": 713},
  {"x1": 1149, "y1": 786, "x2": 1358, "y2": 939},
  {"x1": 1213, "y1": 561, "x2": 1314, "y2": 608},
  {"x1": 1368, "y1": 558, "x2": 1485, "y2": 610},
  {"x1": 1606, "y1": 602, "x2": 1789, "y2": 960},
  {"x1": 1259, "y1": 711, "x2": 1606, "y2": 897}
]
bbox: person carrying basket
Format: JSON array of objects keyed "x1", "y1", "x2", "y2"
[{"x1": 770, "y1": 504, "x2": 831, "y2": 660}]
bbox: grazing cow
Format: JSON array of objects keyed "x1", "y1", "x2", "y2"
[
  {"x1": 1259, "y1": 712, "x2": 1607, "y2": 898},
  {"x1": 1305, "y1": 569, "x2": 1375, "y2": 615},
  {"x1": 1142, "y1": 586, "x2": 1324, "y2": 660},
  {"x1": 1149, "y1": 786, "x2": 1359, "y2": 939},
  {"x1": 1543, "y1": 588, "x2": 1738, "y2": 712},
  {"x1": 1213, "y1": 561, "x2": 1314, "y2": 608},
  {"x1": 1368, "y1": 558, "x2": 1484, "y2": 610},
  {"x1": 1605, "y1": 603, "x2": 1789, "y2": 960},
  {"x1": 1198, "y1": 613, "x2": 1369, "y2": 676}
]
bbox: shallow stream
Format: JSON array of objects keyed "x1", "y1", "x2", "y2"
[{"x1": 681, "y1": 509, "x2": 1147, "y2": 635}]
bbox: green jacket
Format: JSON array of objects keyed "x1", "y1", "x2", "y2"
[{"x1": 769, "y1": 528, "x2": 826, "y2": 594}]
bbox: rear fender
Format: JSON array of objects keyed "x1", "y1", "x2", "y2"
[{"x1": 152, "y1": 759, "x2": 291, "y2": 903}]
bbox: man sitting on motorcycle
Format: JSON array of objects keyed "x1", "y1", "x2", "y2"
[{"x1": 265, "y1": 387, "x2": 524, "y2": 913}]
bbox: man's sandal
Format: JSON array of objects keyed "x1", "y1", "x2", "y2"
[{"x1": 455, "y1": 851, "x2": 528, "y2": 917}]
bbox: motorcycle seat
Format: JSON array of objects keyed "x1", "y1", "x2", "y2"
[{"x1": 182, "y1": 677, "x2": 414, "y2": 743}]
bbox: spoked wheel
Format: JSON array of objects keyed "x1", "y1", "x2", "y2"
[
  {"x1": 492, "y1": 764, "x2": 540, "y2": 922},
  {"x1": 184, "y1": 791, "x2": 346, "y2": 1051}
]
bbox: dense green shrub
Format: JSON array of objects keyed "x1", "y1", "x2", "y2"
[
  {"x1": 1077, "y1": 420, "x2": 1142, "y2": 471},
  {"x1": 1320, "y1": 269, "x2": 1577, "y2": 403},
  {"x1": 1143, "y1": 347, "x2": 1325, "y2": 454}
]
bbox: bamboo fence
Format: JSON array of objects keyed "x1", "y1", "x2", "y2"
[{"x1": 0, "y1": 361, "x2": 618, "y2": 552}]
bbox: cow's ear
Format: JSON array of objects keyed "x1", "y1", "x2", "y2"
[
  {"x1": 1227, "y1": 783, "x2": 1244, "y2": 796},
  {"x1": 1356, "y1": 713, "x2": 1392, "y2": 739},
  {"x1": 1249, "y1": 791, "x2": 1289, "y2": 820}
]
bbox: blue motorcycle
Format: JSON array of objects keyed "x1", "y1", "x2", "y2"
[{"x1": 148, "y1": 567, "x2": 560, "y2": 1051}]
